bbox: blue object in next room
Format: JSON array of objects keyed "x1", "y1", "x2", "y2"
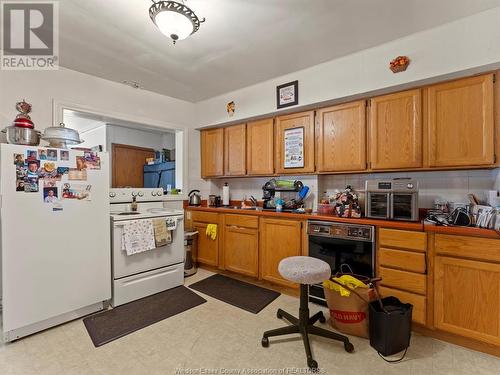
[{"x1": 144, "y1": 161, "x2": 175, "y2": 191}]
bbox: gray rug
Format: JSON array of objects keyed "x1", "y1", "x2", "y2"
[
  {"x1": 189, "y1": 274, "x2": 280, "y2": 314},
  {"x1": 83, "y1": 286, "x2": 206, "y2": 347}
]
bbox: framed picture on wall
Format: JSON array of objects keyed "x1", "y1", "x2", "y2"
[
  {"x1": 276, "y1": 80, "x2": 298, "y2": 109},
  {"x1": 283, "y1": 126, "x2": 304, "y2": 168}
]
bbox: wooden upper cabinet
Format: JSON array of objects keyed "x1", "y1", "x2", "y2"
[
  {"x1": 316, "y1": 101, "x2": 366, "y2": 172},
  {"x1": 425, "y1": 74, "x2": 495, "y2": 167},
  {"x1": 247, "y1": 118, "x2": 274, "y2": 175},
  {"x1": 201, "y1": 128, "x2": 224, "y2": 178},
  {"x1": 224, "y1": 124, "x2": 246, "y2": 176},
  {"x1": 369, "y1": 89, "x2": 423, "y2": 170},
  {"x1": 275, "y1": 111, "x2": 315, "y2": 174}
]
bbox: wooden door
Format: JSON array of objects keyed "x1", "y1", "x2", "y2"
[
  {"x1": 223, "y1": 225, "x2": 259, "y2": 277},
  {"x1": 316, "y1": 100, "x2": 366, "y2": 172},
  {"x1": 260, "y1": 218, "x2": 303, "y2": 287},
  {"x1": 425, "y1": 74, "x2": 494, "y2": 167},
  {"x1": 224, "y1": 124, "x2": 246, "y2": 176},
  {"x1": 275, "y1": 111, "x2": 315, "y2": 174},
  {"x1": 192, "y1": 222, "x2": 219, "y2": 266},
  {"x1": 112, "y1": 144, "x2": 155, "y2": 187},
  {"x1": 201, "y1": 128, "x2": 224, "y2": 178},
  {"x1": 247, "y1": 118, "x2": 274, "y2": 175},
  {"x1": 369, "y1": 89, "x2": 422, "y2": 170},
  {"x1": 434, "y1": 256, "x2": 500, "y2": 345}
]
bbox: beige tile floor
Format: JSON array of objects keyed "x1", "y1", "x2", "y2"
[{"x1": 1, "y1": 268, "x2": 499, "y2": 375}]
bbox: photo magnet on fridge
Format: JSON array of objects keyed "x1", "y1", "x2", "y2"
[
  {"x1": 16, "y1": 164, "x2": 27, "y2": 179},
  {"x1": 43, "y1": 187, "x2": 58, "y2": 203},
  {"x1": 68, "y1": 168, "x2": 87, "y2": 181},
  {"x1": 47, "y1": 149, "x2": 58, "y2": 161},
  {"x1": 24, "y1": 176, "x2": 39, "y2": 192},
  {"x1": 62, "y1": 183, "x2": 91, "y2": 201},
  {"x1": 57, "y1": 167, "x2": 69, "y2": 175},
  {"x1": 84, "y1": 151, "x2": 100, "y2": 170},
  {"x1": 16, "y1": 179, "x2": 25, "y2": 192},
  {"x1": 75, "y1": 156, "x2": 87, "y2": 170},
  {"x1": 60, "y1": 150, "x2": 69, "y2": 161},
  {"x1": 14, "y1": 153, "x2": 25, "y2": 166},
  {"x1": 26, "y1": 159, "x2": 40, "y2": 177},
  {"x1": 38, "y1": 149, "x2": 47, "y2": 160},
  {"x1": 26, "y1": 150, "x2": 37, "y2": 161}
]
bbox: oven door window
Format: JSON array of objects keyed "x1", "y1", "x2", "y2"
[
  {"x1": 392, "y1": 193, "x2": 415, "y2": 220},
  {"x1": 308, "y1": 236, "x2": 374, "y2": 278},
  {"x1": 368, "y1": 193, "x2": 390, "y2": 218}
]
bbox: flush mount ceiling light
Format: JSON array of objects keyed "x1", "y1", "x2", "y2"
[{"x1": 149, "y1": 0, "x2": 205, "y2": 44}]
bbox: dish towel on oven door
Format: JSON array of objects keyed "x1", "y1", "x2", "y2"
[
  {"x1": 121, "y1": 219, "x2": 156, "y2": 256},
  {"x1": 153, "y1": 218, "x2": 171, "y2": 247}
]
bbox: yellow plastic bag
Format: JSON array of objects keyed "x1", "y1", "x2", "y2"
[{"x1": 323, "y1": 275, "x2": 368, "y2": 297}]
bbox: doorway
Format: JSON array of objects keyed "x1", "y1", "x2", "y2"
[{"x1": 60, "y1": 108, "x2": 184, "y2": 191}]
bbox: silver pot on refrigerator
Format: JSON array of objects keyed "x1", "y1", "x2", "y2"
[{"x1": 2, "y1": 126, "x2": 41, "y2": 146}]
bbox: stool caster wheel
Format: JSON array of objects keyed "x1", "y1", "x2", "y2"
[
  {"x1": 307, "y1": 359, "x2": 318, "y2": 369},
  {"x1": 344, "y1": 342, "x2": 354, "y2": 353},
  {"x1": 261, "y1": 337, "x2": 269, "y2": 348},
  {"x1": 318, "y1": 313, "x2": 326, "y2": 323},
  {"x1": 276, "y1": 311, "x2": 283, "y2": 319}
]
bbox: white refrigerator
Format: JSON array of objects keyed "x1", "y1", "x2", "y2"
[{"x1": 0, "y1": 144, "x2": 111, "y2": 341}]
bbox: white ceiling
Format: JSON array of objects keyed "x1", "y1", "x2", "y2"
[{"x1": 59, "y1": 0, "x2": 500, "y2": 102}]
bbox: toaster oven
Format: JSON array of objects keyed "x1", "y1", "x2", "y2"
[{"x1": 365, "y1": 178, "x2": 419, "y2": 221}]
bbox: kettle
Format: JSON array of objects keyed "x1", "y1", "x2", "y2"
[{"x1": 188, "y1": 190, "x2": 202, "y2": 206}]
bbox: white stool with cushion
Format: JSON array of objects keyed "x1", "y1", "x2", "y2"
[{"x1": 261, "y1": 256, "x2": 354, "y2": 369}]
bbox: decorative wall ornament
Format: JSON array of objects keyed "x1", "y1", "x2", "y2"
[
  {"x1": 226, "y1": 101, "x2": 235, "y2": 117},
  {"x1": 389, "y1": 56, "x2": 410, "y2": 73}
]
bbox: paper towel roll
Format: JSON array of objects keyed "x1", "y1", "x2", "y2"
[{"x1": 222, "y1": 183, "x2": 230, "y2": 206}]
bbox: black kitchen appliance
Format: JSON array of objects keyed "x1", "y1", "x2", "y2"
[
  {"x1": 308, "y1": 221, "x2": 375, "y2": 305},
  {"x1": 365, "y1": 178, "x2": 419, "y2": 221}
]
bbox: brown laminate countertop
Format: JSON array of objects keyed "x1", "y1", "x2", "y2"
[{"x1": 187, "y1": 206, "x2": 500, "y2": 239}]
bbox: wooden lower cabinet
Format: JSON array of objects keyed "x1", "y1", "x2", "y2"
[
  {"x1": 259, "y1": 218, "x2": 303, "y2": 288},
  {"x1": 223, "y1": 216, "x2": 259, "y2": 277},
  {"x1": 378, "y1": 286, "x2": 426, "y2": 325},
  {"x1": 192, "y1": 221, "x2": 219, "y2": 266},
  {"x1": 434, "y1": 256, "x2": 500, "y2": 346}
]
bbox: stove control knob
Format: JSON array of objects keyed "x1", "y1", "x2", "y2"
[
  {"x1": 157, "y1": 190, "x2": 163, "y2": 196},
  {"x1": 131, "y1": 191, "x2": 137, "y2": 197},
  {"x1": 109, "y1": 192, "x2": 116, "y2": 198},
  {"x1": 138, "y1": 191, "x2": 144, "y2": 197},
  {"x1": 407, "y1": 183, "x2": 414, "y2": 189},
  {"x1": 151, "y1": 191, "x2": 157, "y2": 196}
]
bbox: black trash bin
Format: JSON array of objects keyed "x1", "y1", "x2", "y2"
[{"x1": 369, "y1": 296, "x2": 412, "y2": 362}]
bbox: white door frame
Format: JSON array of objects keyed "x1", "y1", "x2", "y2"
[{"x1": 52, "y1": 99, "x2": 187, "y2": 192}]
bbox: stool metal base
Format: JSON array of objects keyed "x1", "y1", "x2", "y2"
[{"x1": 261, "y1": 284, "x2": 354, "y2": 369}]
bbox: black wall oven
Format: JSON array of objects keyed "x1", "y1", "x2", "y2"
[{"x1": 308, "y1": 221, "x2": 375, "y2": 305}]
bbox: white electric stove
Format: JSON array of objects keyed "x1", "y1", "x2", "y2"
[{"x1": 109, "y1": 188, "x2": 185, "y2": 306}]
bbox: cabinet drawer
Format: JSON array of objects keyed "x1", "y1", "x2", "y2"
[
  {"x1": 379, "y1": 228, "x2": 426, "y2": 252},
  {"x1": 224, "y1": 214, "x2": 258, "y2": 229},
  {"x1": 191, "y1": 211, "x2": 219, "y2": 224},
  {"x1": 378, "y1": 286, "x2": 426, "y2": 325},
  {"x1": 435, "y1": 234, "x2": 500, "y2": 263},
  {"x1": 379, "y1": 247, "x2": 426, "y2": 274},
  {"x1": 379, "y1": 267, "x2": 426, "y2": 295}
]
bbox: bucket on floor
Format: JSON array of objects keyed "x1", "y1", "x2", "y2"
[{"x1": 369, "y1": 296, "x2": 412, "y2": 362}]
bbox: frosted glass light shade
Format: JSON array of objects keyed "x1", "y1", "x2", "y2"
[{"x1": 155, "y1": 10, "x2": 194, "y2": 41}]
